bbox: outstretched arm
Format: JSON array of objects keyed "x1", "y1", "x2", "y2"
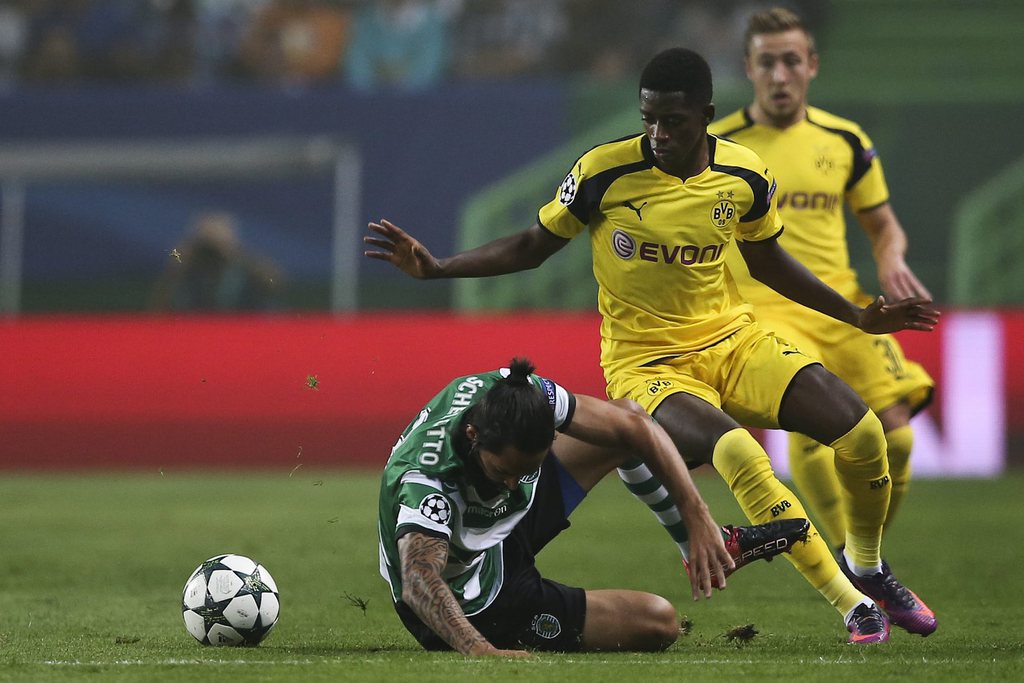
[
  {"x1": 364, "y1": 219, "x2": 568, "y2": 279},
  {"x1": 857, "y1": 202, "x2": 932, "y2": 301},
  {"x1": 737, "y1": 237, "x2": 939, "y2": 334},
  {"x1": 398, "y1": 532, "x2": 529, "y2": 657},
  {"x1": 563, "y1": 395, "x2": 734, "y2": 600}
]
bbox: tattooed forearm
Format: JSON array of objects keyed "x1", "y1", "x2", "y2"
[{"x1": 398, "y1": 532, "x2": 493, "y2": 655}]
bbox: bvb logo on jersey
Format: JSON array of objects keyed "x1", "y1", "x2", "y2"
[
  {"x1": 710, "y1": 199, "x2": 737, "y2": 229},
  {"x1": 558, "y1": 171, "x2": 578, "y2": 205},
  {"x1": 815, "y1": 151, "x2": 835, "y2": 175}
]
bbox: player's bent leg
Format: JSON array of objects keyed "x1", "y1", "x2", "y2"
[
  {"x1": 711, "y1": 428, "x2": 865, "y2": 616},
  {"x1": 581, "y1": 589, "x2": 678, "y2": 651},
  {"x1": 658, "y1": 385, "x2": 875, "y2": 636},
  {"x1": 618, "y1": 393, "x2": 735, "y2": 566},
  {"x1": 777, "y1": 364, "x2": 871, "y2": 445},
  {"x1": 787, "y1": 432, "x2": 845, "y2": 547},
  {"x1": 608, "y1": 398, "x2": 698, "y2": 556},
  {"x1": 651, "y1": 392, "x2": 738, "y2": 464},
  {"x1": 877, "y1": 403, "x2": 914, "y2": 530},
  {"x1": 882, "y1": 426, "x2": 913, "y2": 528},
  {"x1": 778, "y1": 365, "x2": 889, "y2": 571},
  {"x1": 618, "y1": 456, "x2": 693, "y2": 557},
  {"x1": 551, "y1": 431, "x2": 630, "y2": 494},
  {"x1": 829, "y1": 411, "x2": 889, "y2": 571},
  {"x1": 782, "y1": 370, "x2": 936, "y2": 635}
]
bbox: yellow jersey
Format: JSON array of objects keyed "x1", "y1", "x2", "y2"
[
  {"x1": 537, "y1": 133, "x2": 783, "y2": 380},
  {"x1": 709, "y1": 106, "x2": 889, "y2": 305}
]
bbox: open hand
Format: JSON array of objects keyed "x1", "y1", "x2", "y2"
[
  {"x1": 857, "y1": 296, "x2": 940, "y2": 334},
  {"x1": 683, "y1": 509, "x2": 735, "y2": 600},
  {"x1": 878, "y1": 256, "x2": 932, "y2": 302},
  {"x1": 364, "y1": 219, "x2": 441, "y2": 279}
]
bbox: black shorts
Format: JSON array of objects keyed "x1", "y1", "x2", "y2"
[{"x1": 395, "y1": 454, "x2": 588, "y2": 652}]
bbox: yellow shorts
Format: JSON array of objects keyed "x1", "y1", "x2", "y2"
[
  {"x1": 606, "y1": 322, "x2": 819, "y2": 429},
  {"x1": 755, "y1": 300, "x2": 934, "y2": 415}
]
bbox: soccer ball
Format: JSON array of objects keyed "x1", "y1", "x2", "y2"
[{"x1": 181, "y1": 554, "x2": 280, "y2": 646}]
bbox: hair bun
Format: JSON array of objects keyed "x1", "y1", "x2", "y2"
[{"x1": 507, "y1": 357, "x2": 536, "y2": 384}]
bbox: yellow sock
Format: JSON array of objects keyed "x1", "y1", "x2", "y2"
[
  {"x1": 830, "y1": 411, "x2": 890, "y2": 570},
  {"x1": 712, "y1": 428, "x2": 855, "y2": 616},
  {"x1": 788, "y1": 433, "x2": 845, "y2": 548},
  {"x1": 821, "y1": 568, "x2": 870, "y2": 618},
  {"x1": 883, "y1": 425, "x2": 914, "y2": 532}
]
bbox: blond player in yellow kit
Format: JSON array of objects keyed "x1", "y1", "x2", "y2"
[
  {"x1": 709, "y1": 6, "x2": 935, "y2": 608},
  {"x1": 364, "y1": 47, "x2": 939, "y2": 642}
]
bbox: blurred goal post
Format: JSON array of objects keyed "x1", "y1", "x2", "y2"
[{"x1": 0, "y1": 136, "x2": 361, "y2": 314}]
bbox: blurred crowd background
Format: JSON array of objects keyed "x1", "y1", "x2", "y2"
[
  {"x1": 0, "y1": 0, "x2": 820, "y2": 90},
  {"x1": 0, "y1": 0, "x2": 1019, "y2": 314}
]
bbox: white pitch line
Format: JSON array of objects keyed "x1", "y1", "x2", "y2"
[{"x1": 39, "y1": 657, "x2": 977, "y2": 667}]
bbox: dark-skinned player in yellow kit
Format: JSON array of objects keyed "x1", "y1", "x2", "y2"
[{"x1": 365, "y1": 47, "x2": 939, "y2": 644}]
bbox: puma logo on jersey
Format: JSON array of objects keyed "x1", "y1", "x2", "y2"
[{"x1": 622, "y1": 200, "x2": 648, "y2": 220}]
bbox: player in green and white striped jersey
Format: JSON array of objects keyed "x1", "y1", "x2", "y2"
[{"x1": 378, "y1": 358, "x2": 807, "y2": 656}]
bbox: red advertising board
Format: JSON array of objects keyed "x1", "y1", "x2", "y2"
[
  {"x1": 0, "y1": 314, "x2": 605, "y2": 469},
  {"x1": 0, "y1": 312, "x2": 1017, "y2": 472}
]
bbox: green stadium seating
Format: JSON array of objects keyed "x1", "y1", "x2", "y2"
[{"x1": 951, "y1": 153, "x2": 1024, "y2": 306}]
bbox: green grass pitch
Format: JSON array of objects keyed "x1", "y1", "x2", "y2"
[{"x1": 1, "y1": 469, "x2": 1022, "y2": 682}]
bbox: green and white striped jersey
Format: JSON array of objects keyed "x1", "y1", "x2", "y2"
[{"x1": 377, "y1": 368, "x2": 575, "y2": 615}]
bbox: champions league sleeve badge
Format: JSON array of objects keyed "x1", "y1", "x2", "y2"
[
  {"x1": 418, "y1": 494, "x2": 453, "y2": 526},
  {"x1": 558, "y1": 171, "x2": 578, "y2": 206}
]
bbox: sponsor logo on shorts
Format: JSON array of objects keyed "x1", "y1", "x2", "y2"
[
  {"x1": 531, "y1": 613, "x2": 562, "y2": 640},
  {"x1": 870, "y1": 475, "x2": 891, "y2": 490},
  {"x1": 770, "y1": 499, "x2": 792, "y2": 517},
  {"x1": 646, "y1": 379, "x2": 674, "y2": 396}
]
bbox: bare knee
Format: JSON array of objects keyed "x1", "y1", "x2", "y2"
[
  {"x1": 643, "y1": 594, "x2": 680, "y2": 651},
  {"x1": 877, "y1": 402, "x2": 911, "y2": 432},
  {"x1": 582, "y1": 590, "x2": 679, "y2": 651},
  {"x1": 780, "y1": 365, "x2": 869, "y2": 443}
]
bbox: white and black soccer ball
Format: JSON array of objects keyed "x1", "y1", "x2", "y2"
[{"x1": 181, "y1": 554, "x2": 280, "y2": 646}]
